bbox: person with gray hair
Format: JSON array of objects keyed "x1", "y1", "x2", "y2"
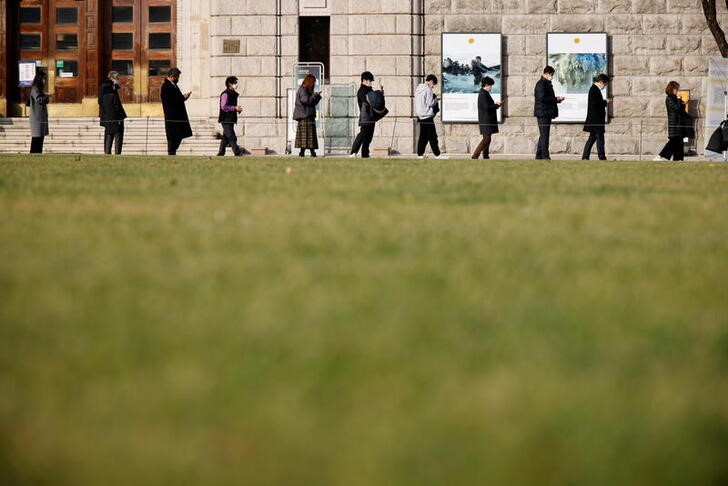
[{"x1": 98, "y1": 70, "x2": 127, "y2": 154}]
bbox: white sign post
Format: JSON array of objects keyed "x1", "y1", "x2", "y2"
[{"x1": 705, "y1": 57, "x2": 728, "y2": 159}]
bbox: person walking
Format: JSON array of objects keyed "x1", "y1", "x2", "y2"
[
  {"x1": 414, "y1": 74, "x2": 447, "y2": 159},
  {"x1": 160, "y1": 67, "x2": 192, "y2": 155},
  {"x1": 293, "y1": 74, "x2": 322, "y2": 157},
  {"x1": 98, "y1": 71, "x2": 127, "y2": 155},
  {"x1": 350, "y1": 71, "x2": 379, "y2": 158},
  {"x1": 217, "y1": 76, "x2": 243, "y2": 157},
  {"x1": 581, "y1": 74, "x2": 611, "y2": 160},
  {"x1": 655, "y1": 81, "x2": 686, "y2": 161},
  {"x1": 472, "y1": 76, "x2": 502, "y2": 159},
  {"x1": 28, "y1": 69, "x2": 50, "y2": 154},
  {"x1": 533, "y1": 66, "x2": 564, "y2": 161}
]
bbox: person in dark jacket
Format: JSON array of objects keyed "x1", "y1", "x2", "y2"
[
  {"x1": 533, "y1": 66, "x2": 564, "y2": 160},
  {"x1": 472, "y1": 76, "x2": 503, "y2": 159},
  {"x1": 98, "y1": 71, "x2": 127, "y2": 155},
  {"x1": 28, "y1": 69, "x2": 50, "y2": 154},
  {"x1": 350, "y1": 71, "x2": 381, "y2": 158},
  {"x1": 293, "y1": 74, "x2": 322, "y2": 157},
  {"x1": 655, "y1": 81, "x2": 686, "y2": 161},
  {"x1": 217, "y1": 76, "x2": 243, "y2": 157},
  {"x1": 160, "y1": 67, "x2": 192, "y2": 155},
  {"x1": 581, "y1": 74, "x2": 611, "y2": 160}
]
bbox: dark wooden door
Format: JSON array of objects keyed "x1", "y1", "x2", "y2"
[{"x1": 49, "y1": 0, "x2": 85, "y2": 103}]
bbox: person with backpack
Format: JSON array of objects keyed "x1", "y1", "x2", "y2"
[
  {"x1": 350, "y1": 71, "x2": 383, "y2": 158},
  {"x1": 293, "y1": 74, "x2": 322, "y2": 157},
  {"x1": 217, "y1": 76, "x2": 244, "y2": 157},
  {"x1": 98, "y1": 70, "x2": 127, "y2": 155},
  {"x1": 414, "y1": 74, "x2": 447, "y2": 159},
  {"x1": 28, "y1": 69, "x2": 50, "y2": 154}
]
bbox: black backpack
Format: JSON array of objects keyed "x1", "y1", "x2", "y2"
[{"x1": 366, "y1": 90, "x2": 389, "y2": 121}]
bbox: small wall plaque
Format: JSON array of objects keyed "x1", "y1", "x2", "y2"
[{"x1": 222, "y1": 39, "x2": 240, "y2": 54}]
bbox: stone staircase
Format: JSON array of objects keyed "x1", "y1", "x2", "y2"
[{"x1": 0, "y1": 117, "x2": 226, "y2": 155}]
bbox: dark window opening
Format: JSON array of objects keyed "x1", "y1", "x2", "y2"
[
  {"x1": 149, "y1": 6, "x2": 171, "y2": 23},
  {"x1": 112, "y1": 6, "x2": 134, "y2": 23},
  {"x1": 148, "y1": 60, "x2": 171, "y2": 76},
  {"x1": 298, "y1": 16, "x2": 330, "y2": 81},
  {"x1": 112, "y1": 60, "x2": 134, "y2": 76},
  {"x1": 20, "y1": 34, "x2": 41, "y2": 51},
  {"x1": 20, "y1": 7, "x2": 41, "y2": 24},
  {"x1": 56, "y1": 7, "x2": 78, "y2": 24},
  {"x1": 56, "y1": 60, "x2": 79, "y2": 78},
  {"x1": 112, "y1": 33, "x2": 133, "y2": 50},
  {"x1": 56, "y1": 33, "x2": 78, "y2": 50},
  {"x1": 149, "y1": 33, "x2": 171, "y2": 50}
]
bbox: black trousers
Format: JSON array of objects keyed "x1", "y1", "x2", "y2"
[
  {"x1": 104, "y1": 122, "x2": 124, "y2": 155},
  {"x1": 351, "y1": 124, "x2": 375, "y2": 158},
  {"x1": 535, "y1": 117, "x2": 552, "y2": 159},
  {"x1": 167, "y1": 137, "x2": 183, "y2": 155},
  {"x1": 658, "y1": 136, "x2": 684, "y2": 161},
  {"x1": 582, "y1": 130, "x2": 606, "y2": 160},
  {"x1": 416, "y1": 117, "x2": 441, "y2": 156},
  {"x1": 30, "y1": 136, "x2": 44, "y2": 154},
  {"x1": 218, "y1": 123, "x2": 242, "y2": 156},
  {"x1": 472, "y1": 134, "x2": 492, "y2": 159}
]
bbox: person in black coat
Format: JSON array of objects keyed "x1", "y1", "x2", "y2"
[
  {"x1": 217, "y1": 76, "x2": 243, "y2": 157},
  {"x1": 98, "y1": 71, "x2": 127, "y2": 155},
  {"x1": 581, "y1": 74, "x2": 611, "y2": 160},
  {"x1": 160, "y1": 67, "x2": 192, "y2": 155},
  {"x1": 533, "y1": 66, "x2": 564, "y2": 160},
  {"x1": 656, "y1": 81, "x2": 686, "y2": 161},
  {"x1": 472, "y1": 76, "x2": 503, "y2": 159},
  {"x1": 350, "y1": 71, "x2": 378, "y2": 158}
]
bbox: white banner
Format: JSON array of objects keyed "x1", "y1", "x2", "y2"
[
  {"x1": 705, "y1": 57, "x2": 728, "y2": 154},
  {"x1": 547, "y1": 33, "x2": 608, "y2": 123}
]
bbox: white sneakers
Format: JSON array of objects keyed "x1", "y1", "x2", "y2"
[
  {"x1": 436, "y1": 155, "x2": 449, "y2": 159},
  {"x1": 653, "y1": 155, "x2": 667, "y2": 161},
  {"x1": 417, "y1": 155, "x2": 425, "y2": 159},
  {"x1": 349, "y1": 153, "x2": 357, "y2": 158}
]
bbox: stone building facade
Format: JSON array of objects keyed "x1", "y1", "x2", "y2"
[{"x1": 2, "y1": 0, "x2": 727, "y2": 156}]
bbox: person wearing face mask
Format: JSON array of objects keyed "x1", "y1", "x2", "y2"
[
  {"x1": 581, "y1": 74, "x2": 612, "y2": 160},
  {"x1": 98, "y1": 71, "x2": 127, "y2": 155},
  {"x1": 161, "y1": 67, "x2": 192, "y2": 155},
  {"x1": 217, "y1": 76, "x2": 244, "y2": 157},
  {"x1": 350, "y1": 71, "x2": 380, "y2": 158},
  {"x1": 28, "y1": 68, "x2": 50, "y2": 154},
  {"x1": 533, "y1": 65, "x2": 565, "y2": 161}
]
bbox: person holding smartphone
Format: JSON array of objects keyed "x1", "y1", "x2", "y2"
[
  {"x1": 293, "y1": 74, "x2": 322, "y2": 157},
  {"x1": 161, "y1": 67, "x2": 192, "y2": 155},
  {"x1": 533, "y1": 66, "x2": 565, "y2": 161},
  {"x1": 581, "y1": 74, "x2": 611, "y2": 160},
  {"x1": 29, "y1": 69, "x2": 50, "y2": 154},
  {"x1": 472, "y1": 76, "x2": 503, "y2": 159}
]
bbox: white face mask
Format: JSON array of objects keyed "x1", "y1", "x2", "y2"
[{"x1": 231, "y1": 84, "x2": 238, "y2": 90}]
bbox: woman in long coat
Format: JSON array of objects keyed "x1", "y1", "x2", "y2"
[
  {"x1": 29, "y1": 69, "x2": 50, "y2": 154},
  {"x1": 472, "y1": 76, "x2": 502, "y2": 159},
  {"x1": 293, "y1": 74, "x2": 322, "y2": 157},
  {"x1": 160, "y1": 67, "x2": 192, "y2": 155},
  {"x1": 99, "y1": 71, "x2": 127, "y2": 155},
  {"x1": 655, "y1": 81, "x2": 686, "y2": 161}
]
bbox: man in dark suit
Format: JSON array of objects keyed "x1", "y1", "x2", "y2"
[
  {"x1": 582, "y1": 74, "x2": 612, "y2": 160},
  {"x1": 160, "y1": 68, "x2": 192, "y2": 155},
  {"x1": 350, "y1": 71, "x2": 378, "y2": 158},
  {"x1": 533, "y1": 66, "x2": 564, "y2": 160}
]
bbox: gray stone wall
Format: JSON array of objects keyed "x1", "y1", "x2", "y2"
[{"x1": 198, "y1": 0, "x2": 728, "y2": 156}]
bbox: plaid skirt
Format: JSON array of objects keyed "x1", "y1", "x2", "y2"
[{"x1": 295, "y1": 118, "x2": 319, "y2": 149}]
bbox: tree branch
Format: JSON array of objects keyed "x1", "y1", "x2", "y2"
[{"x1": 702, "y1": 0, "x2": 728, "y2": 57}]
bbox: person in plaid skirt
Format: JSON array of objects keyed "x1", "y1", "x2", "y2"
[{"x1": 293, "y1": 74, "x2": 322, "y2": 157}]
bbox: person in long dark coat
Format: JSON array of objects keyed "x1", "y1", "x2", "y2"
[
  {"x1": 581, "y1": 74, "x2": 611, "y2": 160},
  {"x1": 160, "y1": 67, "x2": 192, "y2": 155},
  {"x1": 472, "y1": 76, "x2": 502, "y2": 159},
  {"x1": 28, "y1": 69, "x2": 50, "y2": 154},
  {"x1": 533, "y1": 66, "x2": 564, "y2": 160},
  {"x1": 98, "y1": 71, "x2": 127, "y2": 155},
  {"x1": 293, "y1": 74, "x2": 322, "y2": 157},
  {"x1": 655, "y1": 81, "x2": 686, "y2": 161}
]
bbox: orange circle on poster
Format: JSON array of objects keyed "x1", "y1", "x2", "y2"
[
  {"x1": 574, "y1": 38, "x2": 581, "y2": 44},
  {"x1": 468, "y1": 38, "x2": 475, "y2": 44}
]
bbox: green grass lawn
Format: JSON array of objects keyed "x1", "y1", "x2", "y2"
[{"x1": 1, "y1": 154, "x2": 727, "y2": 485}]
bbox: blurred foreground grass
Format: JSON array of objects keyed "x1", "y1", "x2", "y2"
[{"x1": 1, "y1": 154, "x2": 727, "y2": 485}]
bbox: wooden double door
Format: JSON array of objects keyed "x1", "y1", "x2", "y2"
[{"x1": 7, "y1": 0, "x2": 176, "y2": 111}]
